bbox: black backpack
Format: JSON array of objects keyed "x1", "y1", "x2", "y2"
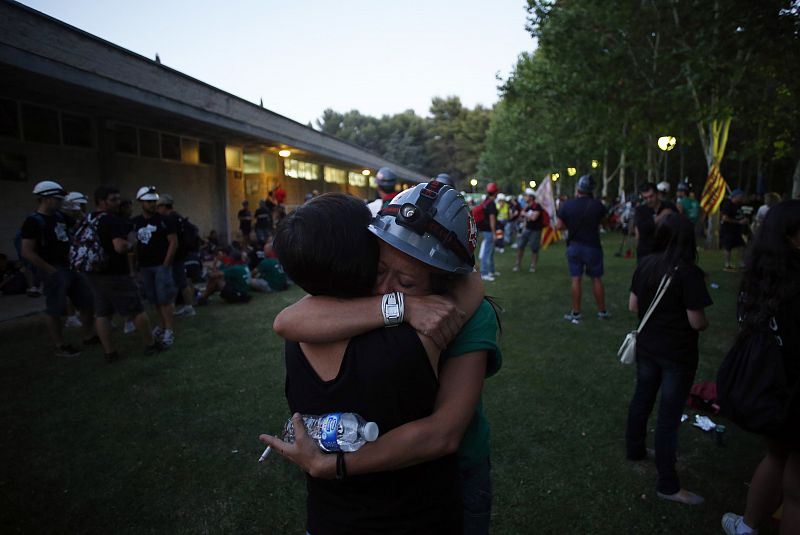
[
  {"x1": 176, "y1": 215, "x2": 200, "y2": 255},
  {"x1": 716, "y1": 317, "x2": 792, "y2": 436}
]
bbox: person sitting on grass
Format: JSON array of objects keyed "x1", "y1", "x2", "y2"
[
  {"x1": 197, "y1": 248, "x2": 251, "y2": 305},
  {"x1": 249, "y1": 242, "x2": 287, "y2": 293}
]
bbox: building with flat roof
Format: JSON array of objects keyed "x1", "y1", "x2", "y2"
[{"x1": 0, "y1": 0, "x2": 427, "y2": 256}]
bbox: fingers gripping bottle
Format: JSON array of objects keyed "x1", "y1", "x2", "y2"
[{"x1": 284, "y1": 412, "x2": 379, "y2": 453}]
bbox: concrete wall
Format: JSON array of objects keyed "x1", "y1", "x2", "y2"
[{"x1": 0, "y1": 138, "x2": 100, "y2": 258}]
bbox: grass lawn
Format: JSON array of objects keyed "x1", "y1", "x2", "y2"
[{"x1": 0, "y1": 236, "x2": 774, "y2": 534}]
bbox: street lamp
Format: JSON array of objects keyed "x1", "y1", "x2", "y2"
[
  {"x1": 278, "y1": 149, "x2": 291, "y2": 158},
  {"x1": 361, "y1": 169, "x2": 371, "y2": 176},
  {"x1": 529, "y1": 180, "x2": 536, "y2": 188},
  {"x1": 552, "y1": 173, "x2": 560, "y2": 181},
  {"x1": 567, "y1": 167, "x2": 577, "y2": 176},
  {"x1": 657, "y1": 136, "x2": 677, "y2": 182},
  {"x1": 470, "y1": 178, "x2": 478, "y2": 192},
  {"x1": 591, "y1": 160, "x2": 599, "y2": 169}
]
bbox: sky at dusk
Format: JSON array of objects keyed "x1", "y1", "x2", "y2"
[{"x1": 19, "y1": 0, "x2": 537, "y2": 126}]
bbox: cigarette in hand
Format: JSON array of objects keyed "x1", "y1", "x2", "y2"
[{"x1": 258, "y1": 445, "x2": 271, "y2": 463}]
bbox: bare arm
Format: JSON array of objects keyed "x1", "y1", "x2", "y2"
[
  {"x1": 111, "y1": 237, "x2": 130, "y2": 255},
  {"x1": 273, "y1": 272, "x2": 485, "y2": 349},
  {"x1": 628, "y1": 292, "x2": 638, "y2": 313},
  {"x1": 260, "y1": 351, "x2": 487, "y2": 478},
  {"x1": 489, "y1": 214, "x2": 496, "y2": 234},
  {"x1": 21, "y1": 239, "x2": 55, "y2": 274},
  {"x1": 687, "y1": 309, "x2": 709, "y2": 331}
]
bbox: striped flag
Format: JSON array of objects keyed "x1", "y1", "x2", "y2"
[
  {"x1": 700, "y1": 164, "x2": 729, "y2": 215},
  {"x1": 536, "y1": 175, "x2": 561, "y2": 249}
]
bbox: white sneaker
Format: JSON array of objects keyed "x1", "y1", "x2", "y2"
[
  {"x1": 480, "y1": 274, "x2": 496, "y2": 282},
  {"x1": 722, "y1": 513, "x2": 756, "y2": 535},
  {"x1": 493, "y1": 271, "x2": 501, "y2": 277},
  {"x1": 161, "y1": 329, "x2": 174, "y2": 347},
  {"x1": 123, "y1": 321, "x2": 136, "y2": 335},
  {"x1": 64, "y1": 315, "x2": 83, "y2": 328},
  {"x1": 512, "y1": 265, "x2": 520, "y2": 272},
  {"x1": 175, "y1": 305, "x2": 197, "y2": 317},
  {"x1": 511, "y1": 243, "x2": 519, "y2": 249},
  {"x1": 152, "y1": 325, "x2": 164, "y2": 341},
  {"x1": 497, "y1": 248, "x2": 505, "y2": 254},
  {"x1": 529, "y1": 266, "x2": 536, "y2": 273}
]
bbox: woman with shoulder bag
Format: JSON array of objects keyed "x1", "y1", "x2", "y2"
[
  {"x1": 625, "y1": 213, "x2": 712, "y2": 505},
  {"x1": 722, "y1": 200, "x2": 800, "y2": 535}
]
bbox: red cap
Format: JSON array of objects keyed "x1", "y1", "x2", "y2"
[{"x1": 486, "y1": 182, "x2": 498, "y2": 193}]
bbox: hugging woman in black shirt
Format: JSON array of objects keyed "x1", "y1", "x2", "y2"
[{"x1": 625, "y1": 213, "x2": 712, "y2": 505}]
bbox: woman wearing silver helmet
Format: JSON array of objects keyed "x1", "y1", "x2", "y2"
[{"x1": 266, "y1": 180, "x2": 501, "y2": 534}]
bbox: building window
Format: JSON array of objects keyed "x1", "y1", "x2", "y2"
[
  {"x1": 0, "y1": 99, "x2": 19, "y2": 139},
  {"x1": 22, "y1": 103, "x2": 60, "y2": 144},
  {"x1": 113, "y1": 124, "x2": 138, "y2": 154},
  {"x1": 324, "y1": 166, "x2": 346, "y2": 184},
  {"x1": 181, "y1": 137, "x2": 199, "y2": 164},
  {"x1": 348, "y1": 171, "x2": 367, "y2": 188},
  {"x1": 285, "y1": 159, "x2": 320, "y2": 180},
  {"x1": 243, "y1": 152, "x2": 262, "y2": 173},
  {"x1": 225, "y1": 146, "x2": 243, "y2": 170},
  {"x1": 139, "y1": 129, "x2": 159, "y2": 158},
  {"x1": 199, "y1": 141, "x2": 215, "y2": 165},
  {"x1": 161, "y1": 133, "x2": 181, "y2": 160},
  {"x1": 61, "y1": 113, "x2": 93, "y2": 147}
]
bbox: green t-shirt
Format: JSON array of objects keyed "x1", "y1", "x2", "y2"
[
  {"x1": 679, "y1": 197, "x2": 699, "y2": 223},
  {"x1": 441, "y1": 299, "x2": 501, "y2": 468},
  {"x1": 256, "y1": 258, "x2": 288, "y2": 291},
  {"x1": 222, "y1": 264, "x2": 251, "y2": 295}
]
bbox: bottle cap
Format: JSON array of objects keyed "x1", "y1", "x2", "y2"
[{"x1": 363, "y1": 422, "x2": 379, "y2": 442}]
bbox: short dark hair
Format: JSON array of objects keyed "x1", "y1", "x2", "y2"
[
  {"x1": 94, "y1": 185, "x2": 120, "y2": 205},
  {"x1": 639, "y1": 182, "x2": 657, "y2": 194},
  {"x1": 274, "y1": 193, "x2": 378, "y2": 298}
]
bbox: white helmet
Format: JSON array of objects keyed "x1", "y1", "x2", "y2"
[
  {"x1": 524, "y1": 188, "x2": 536, "y2": 196},
  {"x1": 65, "y1": 191, "x2": 88, "y2": 205},
  {"x1": 32, "y1": 180, "x2": 67, "y2": 198},
  {"x1": 496, "y1": 193, "x2": 506, "y2": 202},
  {"x1": 657, "y1": 181, "x2": 670, "y2": 193},
  {"x1": 136, "y1": 185, "x2": 159, "y2": 201}
]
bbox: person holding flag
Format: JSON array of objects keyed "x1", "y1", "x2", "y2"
[{"x1": 535, "y1": 174, "x2": 561, "y2": 251}]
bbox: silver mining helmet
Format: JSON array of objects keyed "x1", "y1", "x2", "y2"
[{"x1": 368, "y1": 181, "x2": 476, "y2": 274}]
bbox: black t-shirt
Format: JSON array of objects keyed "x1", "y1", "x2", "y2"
[
  {"x1": 524, "y1": 202, "x2": 544, "y2": 231},
  {"x1": 284, "y1": 326, "x2": 461, "y2": 535},
  {"x1": 238, "y1": 209, "x2": 252, "y2": 232},
  {"x1": 131, "y1": 213, "x2": 177, "y2": 268},
  {"x1": 20, "y1": 211, "x2": 74, "y2": 268},
  {"x1": 254, "y1": 206, "x2": 273, "y2": 229},
  {"x1": 476, "y1": 200, "x2": 497, "y2": 232},
  {"x1": 557, "y1": 196, "x2": 605, "y2": 248},
  {"x1": 634, "y1": 201, "x2": 678, "y2": 259},
  {"x1": 720, "y1": 199, "x2": 744, "y2": 237},
  {"x1": 630, "y1": 256, "x2": 713, "y2": 367},
  {"x1": 95, "y1": 211, "x2": 131, "y2": 276}
]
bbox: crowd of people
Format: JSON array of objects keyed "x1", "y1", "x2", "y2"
[
  {"x1": 5, "y1": 168, "x2": 797, "y2": 534},
  {"x1": 10, "y1": 180, "x2": 288, "y2": 361}
]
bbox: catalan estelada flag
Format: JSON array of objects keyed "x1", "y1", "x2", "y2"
[
  {"x1": 536, "y1": 175, "x2": 561, "y2": 250},
  {"x1": 700, "y1": 164, "x2": 729, "y2": 215}
]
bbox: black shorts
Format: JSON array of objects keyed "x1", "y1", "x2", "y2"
[
  {"x1": 720, "y1": 232, "x2": 745, "y2": 251},
  {"x1": 88, "y1": 274, "x2": 145, "y2": 318}
]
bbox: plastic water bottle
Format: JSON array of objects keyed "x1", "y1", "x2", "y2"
[{"x1": 283, "y1": 412, "x2": 379, "y2": 452}]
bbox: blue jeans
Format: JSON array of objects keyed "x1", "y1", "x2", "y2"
[
  {"x1": 460, "y1": 457, "x2": 492, "y2": 535},
  {"x1": 625, "y1": 354, "x2": 697, "y2": 494},
  {"x1": 479, "y1": 231, "x2": 495, "y2": 275}
]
